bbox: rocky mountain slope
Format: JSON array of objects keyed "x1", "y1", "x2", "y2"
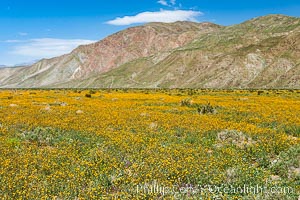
[
  {"x1": 1, "y1": 14, "x2": 300, "y2": 89},
  {"x1": 0, "y1": 22, "x2": 219, "y2": 88}
]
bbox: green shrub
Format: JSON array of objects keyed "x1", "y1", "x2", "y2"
[
  {"x1": 197, "y1": 103, "x2": 217, "y2": 115},
  {"x1": 85, "y1": 93, "x2": 92, "y2": 98},
  {"x1": 180, "y1": 98, "x2": 193, "y2": 107},
  {"x1": 180, "y1": 99, "x2": 217, "y2": 114}
]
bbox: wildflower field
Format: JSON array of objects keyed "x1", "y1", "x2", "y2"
[{"x1": 0, "y1": 89, "x2": 299, "y2": 199}]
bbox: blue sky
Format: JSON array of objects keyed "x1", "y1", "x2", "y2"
[{"x1": 0, "y1": 0, "x2": 299, "y2": 66}]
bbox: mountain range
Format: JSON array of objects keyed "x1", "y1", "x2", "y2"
[{"x1": 0, "y1": 14, "x2": 299, "y2": 89}]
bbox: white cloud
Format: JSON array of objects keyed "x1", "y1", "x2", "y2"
[
  {"x1": 157, "y1": 0, "x2": 176, "y2": 7},
  {"x1": 157, "y1": 0, "x2": 168, "y2": 6},
  {"x1": 18, "y1": 32, "x2": 28, "y2": 36},
  {"x1": 106, "y1": 10, "x2": 203, "y2": 26},
  {"x1": 4, "y1": 40, "x2": 23, "y2": 43},
  {"x1": 10, "y1": 38, "x2": 96, "y2": 58}
]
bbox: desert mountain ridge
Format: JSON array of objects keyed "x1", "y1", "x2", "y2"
[{"x1": 0, "y1": 14, "x2": 300, "y2": 89}]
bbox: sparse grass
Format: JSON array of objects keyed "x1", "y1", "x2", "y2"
[{"x1": 282, "y1": 125, "x2": 300, "y2": 137}]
